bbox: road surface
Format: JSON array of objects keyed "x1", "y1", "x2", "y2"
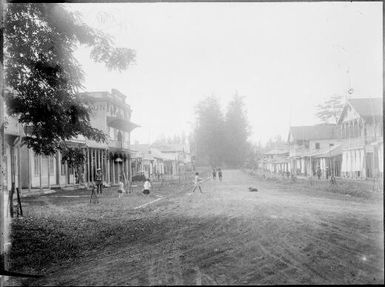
[{"x1": 28, "y1": 169, "x2": 384, "y2": 285}]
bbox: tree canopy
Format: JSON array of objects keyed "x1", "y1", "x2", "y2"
[
  {"x1": 3, "y1": 3, "x2": 135, "y2": 155},
  {"x1": 223, "y1": 94, "x2": 250, "y2": 167},
  {"x1": 316, "y1": 95, "x2": 344, "y2": 124},
  {"x1": 194, "y1": 96, "x2": 225, "y2": 166},
  {"x1": 192, "y1": 94, "x2": 250, "y2": 167}
]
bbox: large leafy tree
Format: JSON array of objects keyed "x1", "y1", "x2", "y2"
[
  {"x1": 3, "y1": 3, "x2": 135, "y2": 155},
  {"x1": 223, "y1": 94, "x2": 250, "y2": 167},
  {"x1": 316, "y1": 95, "x2": 344, "y2": 124}
]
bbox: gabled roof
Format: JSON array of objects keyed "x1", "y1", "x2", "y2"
[
  {"x1": 288, "y1": 124, "x2": 338, "y2": 141},
  {"x1": 152, "y1": 144, "x2": 188, "y2": 153},
  {"x1": 337, "y1": 97, "x2": 383, "y2": 124},
  {"x1": 130, "y1": 144, "x2": 169, "y2": 160},
  {"x1": 264, "y1": 148, "x2": 289, "y2": 155}
]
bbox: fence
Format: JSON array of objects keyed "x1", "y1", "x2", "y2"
[{"x1": 245, "y1": 168, "x2": 384, "y2": 196}]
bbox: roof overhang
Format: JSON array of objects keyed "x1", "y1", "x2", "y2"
[{"x1": 107, "y1": 117, "x2": 140, "y2": 133}]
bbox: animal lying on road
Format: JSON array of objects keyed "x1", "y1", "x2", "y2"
[{"x1": 248, "y1": 186, "x2": 258, "y2": 192}]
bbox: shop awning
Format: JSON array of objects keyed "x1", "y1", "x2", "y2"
[{"x1": 107, "y1": 117, "x2": 140, "y2": 133}]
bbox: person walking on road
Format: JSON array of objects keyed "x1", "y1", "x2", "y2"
[
  {"x1": 95, "y1": 168, "x2": 103, "y2": 195},
  {"x1": 212, "y1": 168, "x2": 217, "y2": 180},
  {"x1": 218, "y1": 168, "x2": 223, "y2": 182},
  {"x1": 192, "y1": 172, "x2": 203, "y2": 193}
]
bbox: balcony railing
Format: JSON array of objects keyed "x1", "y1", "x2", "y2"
[{"x1": 108, "y1": 139, "x2": 130, "y2": 150}]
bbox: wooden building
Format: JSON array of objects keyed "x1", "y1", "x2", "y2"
[
  {"x1": 338, "y1": 98, "x2": 383, "y2": 179},
  {"x1": 288, "y1": 124, "x2": 341, "y2": 177},
  {"x1": 19, "y1": 89, "x2": 139, "y2": 189}
]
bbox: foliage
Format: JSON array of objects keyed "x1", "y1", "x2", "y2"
[
  {"x1": 223, "y1": 94, "x2": 250, "y2": 167},
  {"x1": 60, "y1": 145, "x2": 85, "y2": 170},
  {"x1": 192, "y1": 94, "x2": 251, "y2": 167},
  {"x1": 316, "y1": 95, "x2": 344, "y2": 124},
  {"x1": 193, "y1": 96, "x2": 226, "y2": 166},
  {"x1": 3, "y1": 3, "x2": 135, "y2": 155},
  {"x1": 152, "y1": 132, "x2": 187, "y2": 146}
]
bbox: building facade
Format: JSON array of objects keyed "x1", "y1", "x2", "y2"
[
  {"x1": 338, "y1": 98, "x2": 383, "y2": 179},
  {"x1": 288, "y1": 124, "x2": 342, "y2": 178},
  {"x1": 17, "y1": 89, "x2": 138, "y2": 189}
]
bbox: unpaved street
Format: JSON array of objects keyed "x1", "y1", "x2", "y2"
[{"x1": 26, "y1": 170, "x2": 383, "y2": 285}]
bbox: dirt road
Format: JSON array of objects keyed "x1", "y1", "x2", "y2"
[{"x1": 26, "y1": 169, "x2": 384, "y2": 285}]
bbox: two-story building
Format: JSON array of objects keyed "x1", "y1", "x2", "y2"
[
  {"x1": 3, "y1": 94, "x2": 23, "y2": 192},
  {"x1": 288, "y1": 124, "x2": 341, "y2": 177},
  {"x1": 260, "y1": 147, "x2": 290, "y2": 174},
  {"x1": 19, "y1": 89, "x2": 138, "y2": 189},
  {"x1": 338, "y1": 98, "x2": 382, "y2": 179}
]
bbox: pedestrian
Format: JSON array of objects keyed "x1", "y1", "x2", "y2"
[
  {"x1": 95, "y1": 168, "x2": 103, "y2": 195},
  {"x1": 117, "y1": 176, "x2": 125, "y2": 198},
  {"x1": 212, "y1": 168, "x2": 216, "y2": 180},
  {"x1": 192, "y1": 172, "x2": 203, "y2": 193},
  {"x1": 218, "y1": 168, "x2": 223, "y2": 182},
  {"x1": 143, "y1": 178, "x2": 151, "y2": 195}
]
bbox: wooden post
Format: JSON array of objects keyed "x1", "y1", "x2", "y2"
[
  {"x1": 83, "y1": 148, "x2": 87, "y2": 185},
  {"x1": 107, "y1": 150, "x2": 110, "y2": 184},
  {"x1": 87, "y1": 148, "x2": 90, "y2": 183},
  {"x1": 28, "y1": 148, "x2": 32, "y2": 191},
  {"x1": 39, "y1": 155, "x2": 42, "y2": 191},
  {"x1": 16, "y1": 187, "x2": 23, "y2": 217},
  {"x1": 97, "y1": 149, "x2": 100, "y2": 170},
  {"x1": 56, "y1": 151, "x2": 60, "y2": 186},
  {"x1": 17, "y1": 144, "x2": 21, "y2": 192},
  {"x1": 9, "y1": 144, "x2": 16, "y2": 218},
  {"x1": 47, "y1": 156, "x2": 50, "y2": 189},
  {"x1": 112, "y1": 157, "x2": 115, "y2": 184},
  {"x1": 90, "y1": 149, "x2": 94, "y2": 182}
]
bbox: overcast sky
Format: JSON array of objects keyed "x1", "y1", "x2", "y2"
[{"x1": 67, "y1": 2, "x2": 382, "y2": 145}]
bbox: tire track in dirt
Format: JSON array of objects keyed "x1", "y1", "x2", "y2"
[{"x1": 145, "y1": 234, "x2": 184, "y2": 285}]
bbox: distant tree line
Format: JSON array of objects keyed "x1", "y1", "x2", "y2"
[{"x1": 191, "y1": 94, "x2": 251, "y2": 168}]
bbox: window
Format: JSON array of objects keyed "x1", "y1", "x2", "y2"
[
  {"x1": 315, "y1": 143, "x2": 320, "y2": 150},
  {"x1": 329, "y1": 143, "x2": 334, "y2": 148},
  {"x1": 34, "y1": 154, "x2": 40, "y2": 176}
]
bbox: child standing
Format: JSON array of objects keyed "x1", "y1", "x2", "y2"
[
  {"x1": 117, "y1": 176, "x2": 125, "y2": 198},
  {"x1": 218, "y1": 168, "x2": 223, "y2": 182},
  {"x1": 143, "y1": 178, "x2": 151, "y2": 195},
  {"x1": 212, "y1": 168, "x2": 217, "y2": 180},
  {"x1": 192, "y1": 172, "x2": 203, "y2": 193}
]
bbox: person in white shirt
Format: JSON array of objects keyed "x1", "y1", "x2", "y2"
[
  {"x1": 143, "y1": 179, "x2": 151, "y2": 195},
  {"x1": 192, "y1": 172, "x2": 203, "y2": 193}
]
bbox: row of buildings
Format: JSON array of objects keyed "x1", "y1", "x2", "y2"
[
  {"x1": 3, "y1": 89, "x2": 192, "y2": 192},
  {"x1": 259, "y1": 97, "x2": 383, "y2": 180},
  {"x1": 130, "y1": 143, "x2": 192, "y2": 180}
]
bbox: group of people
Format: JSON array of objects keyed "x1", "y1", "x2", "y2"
[
  {"x1": 92, "y1": 168, "x2": 152, "y2": 198},
  {"x1": 93, "y1": 168, "x2": 224, "y2": 198},
  {"x1": 212, "y1": 168, "x2": 223, "y2": 181}
]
